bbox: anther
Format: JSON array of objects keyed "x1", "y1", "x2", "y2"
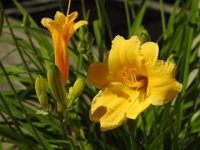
[{"x1": 122, "y1": 68, "x2": 147, "y2": 89}]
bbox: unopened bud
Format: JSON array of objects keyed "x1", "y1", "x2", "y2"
[
  {"x1": 47, "y1": 65, "x2": 67, "y2": 111},
  {"x1": 137, "y1": 26, "x2": 151, "y2": 44},
  {"x1": 38, "y1": 95, "x2": 48, "y2": 109},
  {"x1": 167, "y1": 54, "x2": 175, "y2": 63},
  {"x1": 35, "y1": 75, "x2": 48, "y2": 109},
  {"x1": 78, "y1": 41, "x2": 86, "y2": 53},
  {"x1": 69, "y1": 77, "x2": 84, "y2": 100}
]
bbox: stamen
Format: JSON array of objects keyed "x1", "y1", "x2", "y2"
[
  {"x1": 132, "y1": 69, "x2": 137, "y2": 82},
  {"x1": 123, "y1": 68, "x2": 147, "y2": 89}
]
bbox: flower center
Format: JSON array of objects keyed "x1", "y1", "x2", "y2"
[{"x1": 122, "y1": 67, "x2": 147, "y2": 89}]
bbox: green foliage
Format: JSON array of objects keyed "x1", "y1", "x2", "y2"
[{"x1": 0, "y1": 0, "x2": 200, "y2": 149}]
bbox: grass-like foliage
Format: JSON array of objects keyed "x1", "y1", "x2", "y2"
[{"x1": 0, "y1": 0, "x2": 200, "y2": 149}]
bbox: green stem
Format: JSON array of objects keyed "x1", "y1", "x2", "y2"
[
  {"x1": 159, "y1": 0, "x2": 166, "y2": 40},
  {"x1": 59, "y1": 113, "x2": 77, "y2": 150},
  {"x1": 141, "y1": 115, "x2": 149, "y2": 149},
  {"x1": 181, "y1": 0, "x2": 198, "y2": 95},
  {"x1": 124, "y1": 0, "x2": 131, "y2": 34},
  {"x1": 99, "y1": 0, "x2": 113, "y2": 41},
  {"x1": 77, "y1": 54, "x2": 83, "y2": 75},
  {"x1": 80, "y1": 0, "x2": 87, "y2": 20},
  {"x1": 130, "y1": 1, "x2": 136, "y2": 19}
]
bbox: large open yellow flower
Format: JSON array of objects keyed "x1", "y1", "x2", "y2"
[
  {"x1": 41, "y1": 11, "x2": 87, "y2": 85},
  {"x1": 87, "y1": 36, "x2": 182, "y2": 131}
]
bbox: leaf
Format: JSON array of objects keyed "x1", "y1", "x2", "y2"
[
  {"x1": 129, "y1": 0, "x2": 150, "y2": 37},
  {"x1": 0, "y1": 9, "x2": 4, "y2": 36}
]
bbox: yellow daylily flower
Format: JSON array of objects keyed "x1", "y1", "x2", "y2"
[
  {"x1": 87, "y1": 35, "x2": 182, "y2": 131},
  {"x1": 41, "y1": 11, "x2": 88, "y2": 85}
]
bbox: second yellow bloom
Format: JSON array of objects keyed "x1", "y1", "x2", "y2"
[{"x1": 41, "y1": 11, "x2": 87, "y2": 85}]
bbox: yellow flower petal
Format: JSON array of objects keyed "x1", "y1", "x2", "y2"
[
  {"x1": 108, "y1": 36, "x2": 143, "y2": 73},
  {"x1": 87, "y1": 35, "x2": 182, "y2": 131},
  {"x1": 87, "y1": 63, "x2": 109, "y2": 89},
  {"x1": 52, "y1": 31, "x2": 69, "y2": 85},
  {"x1": 67, "y1": 11, "x2": 78, "y2": 22},
  {"x1": 41, "y1": 18, "x2": 62, "y2": 35},
  {"x1": 126, "y1": 98, "x2": 150, "y2": 119},
  {"x1": 41, "y1": 10, "x2": 87, "y2": 86},
  {"x1": 146, "y1": 61, "x2": 182, "y2": 105},
  {"x1": 90, "y1": 82, "x2": 135, "y2": 131},
  {"x1": 73, "y1": 20, "x2": 88, "y2": 32},
  {"x1": 54, "y1": 11, "x2": 66, "y2": 25},
  {"x1": 41, "y1": 18, "x2": 52, "y2": 28},
  {"x1": 141, "y1": 42, "x2": 158, "y2": 64}
]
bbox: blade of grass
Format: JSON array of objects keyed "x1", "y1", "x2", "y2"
[
  {"x1": 0, "y1": 92, "x2": 33, "y2": 150},
  {"x1": 24, "y1": 29, "x2": 45, "y2": 72},
  {"x1": 3, "y1": 11, "x2": 34, "y2": 82},
  {"x1": 12, "y1": 0, "x2": 52, "y2": 62},
  {"x1": 129, "y1": 0, "x2": 150, "y2": 37},
  {"x1": 159, "y1": 0, "x2": 166, "y2": 40},
  {"x1": 0, "y1": 8, "x2": 4, "y2": 36},
  {"x1": 181, "y1": 0, "x2": 199, "y2": 95},
  {"x1": 166, "y1": 0, "x2": 181, "y2": 38},
  {"x1": 124, "y1": 0, "x2": 131, "y2": 34},
  {"x1": 98, "y1": 0, "x2": 113, "y2": 41},
  {"x1": 0, "y1": 61, "x2": 48, "y2": 150}
]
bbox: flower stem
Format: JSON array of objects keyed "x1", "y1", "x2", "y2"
[
  {"x1": 77, "y1": 54, "x2": 83, "y2": 75},
  {"x1": 58, "y1": 113, "x2": 78, "y2": 150}
]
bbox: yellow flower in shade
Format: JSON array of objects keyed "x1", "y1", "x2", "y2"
[
  {"x1": 41, "y1": 11, "x2": 88, "y2": 85},
  {"x1": 87, "y1": 35, "x2": 182, "y2": 131}
]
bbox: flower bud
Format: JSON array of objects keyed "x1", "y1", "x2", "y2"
[
  {"x1": 167, "y1": 54, "x2": 175, "y2": 63},
  {"x1": 47, "y1": 65, "x2": 67, "y2": 109},
  {"x1": 69, "y1": 77, "x2": 84, "y2": 100},
  {"x1": 35, "y1": 75, "x2": 48, "y2": 109},
  {"x1": 78, "y1": 41, "x2": 86, "y2": 53},
  {"x1": 38, "y1": 95, "x2": 48, "y2": 109},
  {"x1": 136, "y1": 26, "x2": 151, "y2": 44}
]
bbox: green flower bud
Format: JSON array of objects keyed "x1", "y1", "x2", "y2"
[
  {"x1": 167, "y1": 54, "x2": 175, "y2": 63},
  {"x1": 35, "y1": 75, "x2": 48, "y2": 109},
  {"x1": 47, "y1": 65, "x2": 67, "y2": 111},
  {"x1": 38, "y1": 95, "x2": 48, "y2": 109},
  {"x1": 136, "y1": 26, "x2": 151, "y2": 44},
  {"x1": 69, "y1": 77, "x2": 84, "y2": 101},
  {"x1": 78, "y1": 41, "x2": 86, "y2": 53}
]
